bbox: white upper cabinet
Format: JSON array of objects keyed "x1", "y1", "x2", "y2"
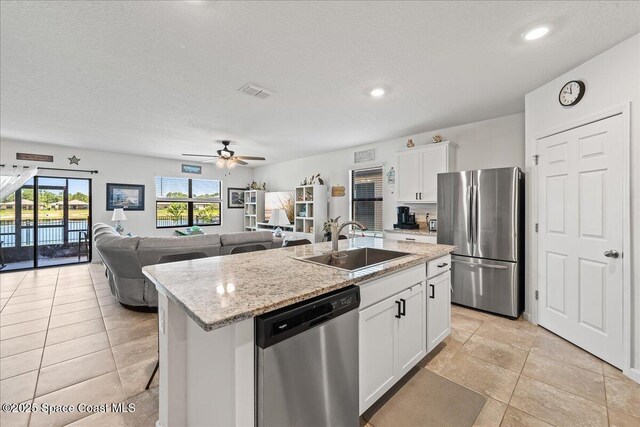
[
  {"x1": 397, "y1": 141, "x2": 456, "y2": 203},
  {"x1": 397, "y1": 153, "x2": 422, "y2": 202}
]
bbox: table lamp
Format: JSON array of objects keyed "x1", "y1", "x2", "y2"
[
  {"x1": 112, "y1": 208, "x2": 127, "y2": 234},
  {"x1": 268, "y1": 209, "x2": 290, "y2": 226}
]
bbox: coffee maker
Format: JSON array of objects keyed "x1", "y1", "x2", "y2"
[{"x1": 394, "y1": 206, "x2": 419, "y2": 229}]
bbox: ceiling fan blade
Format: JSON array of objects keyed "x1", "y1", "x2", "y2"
[
  {"x1": 203, "y1": 158, "x2": 222, "y2": 163},
  {"x1": 234, "y1": 156, "x2": 266, "y2": 161},
  {"x1": 182, "y1": 154, "x2": 217, "y2": 158},
  {"x1": 232, "y1": 159, "x2": 248, "y2": 165}
]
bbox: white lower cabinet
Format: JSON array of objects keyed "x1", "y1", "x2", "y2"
[
  {"x1": 383, "y1": 231, "x2": 437, "y2": 244},
  {"x1": 359, "y1": 281, "x2": 425, "y2": 414},
  {"x1": 397, "y1": 285, "x2": 426, "y2": 376},
  {"x1": 427, "y1": 271, "x2": 451, "y2": 352}
]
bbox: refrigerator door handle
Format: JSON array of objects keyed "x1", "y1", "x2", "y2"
[
  {"x1": 451, "y1": 259, "x2": 509, "y2": 270},
  {"x1": 473, "y1": 185, "x2": 479, "y2": 247},
  {"x1": 467, "y1": 185, "x2": 473, "y2": 244}
]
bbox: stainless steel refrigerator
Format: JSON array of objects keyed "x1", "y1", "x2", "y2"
[{"x1": 437, "y1": 167, "x2": 524, "y2": 318}]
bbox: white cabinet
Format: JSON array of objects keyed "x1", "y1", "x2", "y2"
[
  {"x1": 244, "y1": 190, "x2": 265, "y2": 231},
  {"x1": 397, "y1": 141, "x2": 456, "y2": 203},
  {"x1": 397, "y1": 285, "x2": 426, "y2": 377},
  {"x1": 359, "y1": 280, "x2": 425, "y2": 414},
  {"x1": 420, "y1": 145, "x2": 448, "y2": 203},
  {"x1": 359, "y1": 294, "x2": 399, "y2": 412},
  {"x1": 294, "y1": 184, "x2": 327, "y2": 243},
  {"x1": 427, "y1": 271, "x2": 451, "y2": 352},
  {"x1": 384, "y1": 230, "x2": 437, "y2": 244},
  {"x1": 397, "y1": 153, "x2": 422, "y2": 202}
]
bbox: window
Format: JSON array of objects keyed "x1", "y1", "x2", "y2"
[
  {"x1": 156, "y1": 177, "x2": 222, "y2": 228},
  {"x1": 350, "y1": 167, "x2": 383, "y2": 235}
]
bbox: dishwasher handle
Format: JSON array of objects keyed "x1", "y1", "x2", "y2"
[
  {"x1": 256, "y1": 285, "x2": 360, "y2": 349},
  {"x1": 308, "y1": 314, "x2": 333, "y2": 328}
]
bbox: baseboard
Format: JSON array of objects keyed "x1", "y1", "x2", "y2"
[
  {"x1": 522, "y1": 311, "x2": 537, "y2": 325},
  {"x1": 625, "y1": 367, "x2": 640, "y2": 385}
]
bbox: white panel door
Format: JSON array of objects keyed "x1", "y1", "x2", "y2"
[
  {"x1": 396, "y1": 283, "x2": 426, "y2": 376},
  {"x1": 420, "y1": 145, "x2": 447, "y2": 203},
  {"x1": 397, "y1": 152, "x2": 421, "y2": 202},
  {"x1": 537, "y1": 114, "x2": 624, "y2": 367},
  {"x1": 427, "y1": 272, "x2": 452, "y2": 352},
  {"x1": 359, "y1": 295, "x2": 398, "y2": 414}
]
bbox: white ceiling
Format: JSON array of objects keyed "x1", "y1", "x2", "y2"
[{"x1": 1, "y1": 1, "x2": 638, "y2": 165}]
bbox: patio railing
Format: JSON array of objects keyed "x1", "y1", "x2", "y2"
[{"x1": 0, "y1": 218, "x2": 89, "y2": 247}]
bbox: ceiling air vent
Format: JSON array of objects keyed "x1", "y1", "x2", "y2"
[{"x1": 238, "y1": 83, "x2": 272, "y2": 99}]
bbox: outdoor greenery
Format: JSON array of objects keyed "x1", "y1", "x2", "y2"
[
  {"x1": 1, "y1": 189, "x2": 88, "y2": 204},
  {"x1": 156, "y1": 202, "x2": 221, "y2": 226},
  {"x1": 195, "y1": 204, "x2": 220, "y2": 224},
  {"x1": 166, "y1": 203, "x2": 187, "y2": 222},
  {"x1": 0, "y1": 208, "x2": 89, "y2": 221},
  {"x1": 163, "y1": 191, "x2": 220, "y2": 199},
  {"x1": 164, "y1": 192, "x2": 188, "y2": 199},
  {"x1": 1, "y1": 189, "x2": 90, "y2": 221}
]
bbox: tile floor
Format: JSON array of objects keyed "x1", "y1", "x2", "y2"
[
  {"x1": 1, "y1": 264, "x2": 158, "y2": 427},
  {"x1": 415, "y1": 306, "x2": 640, "y2": 427},
  {"x1": 1, "y1": 264, "x2": 639, "y2": 426}
]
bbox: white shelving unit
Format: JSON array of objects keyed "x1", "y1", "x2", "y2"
[
  {"x1": 294, "y1": 184, "x2": 327, "y2": 243},
  {"x1": 244, "y1": 190, "x2": 265, "y2": 231}
]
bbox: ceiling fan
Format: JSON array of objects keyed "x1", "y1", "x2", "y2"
[{"x1": 182, "y1": 140, "x2": 265, "y2": 167}]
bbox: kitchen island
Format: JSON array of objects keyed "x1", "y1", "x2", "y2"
[{"x1": 143, "y1": 237, "x2": 455, "y2": 427}]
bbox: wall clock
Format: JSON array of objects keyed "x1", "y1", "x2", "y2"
[{"x1": 559, "y1": 80, "x2": 585, "y2": 106}]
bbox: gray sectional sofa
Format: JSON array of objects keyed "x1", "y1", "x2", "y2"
[{"x1": 93, "y1": 223, "x2": 282, "y2": 309}]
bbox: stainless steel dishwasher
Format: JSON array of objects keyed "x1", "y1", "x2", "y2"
[{"x1": 256, "y1": 286, "x2": 360, "y2": 427}]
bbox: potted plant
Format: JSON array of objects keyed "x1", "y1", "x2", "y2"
[{"x1": 323, "y1": 216, "x2": 340, "y2": 241}]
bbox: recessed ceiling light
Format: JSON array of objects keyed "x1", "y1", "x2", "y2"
[
  {"x1": 522, "y1": 25, "x2": 550, "y2": 41},
  {"x1": 370, "y1": 88, "x2": 385, "y2": 97}
]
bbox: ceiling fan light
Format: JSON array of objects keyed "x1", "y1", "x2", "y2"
[{"x1": 216, "y1": 158, "x2": 226, "y2": 168}]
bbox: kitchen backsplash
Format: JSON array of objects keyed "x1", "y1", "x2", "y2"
[{"x1": 403, "y1": 204, "x2": 437, "y2": 230}]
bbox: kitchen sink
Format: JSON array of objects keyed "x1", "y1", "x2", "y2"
[{"x1": 297, "y1": 247, "x2": 411, "y2": 272}]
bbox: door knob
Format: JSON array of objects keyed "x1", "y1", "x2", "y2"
[{"x1": 604, "y1": 250, "x2": 620, "y2": 259}]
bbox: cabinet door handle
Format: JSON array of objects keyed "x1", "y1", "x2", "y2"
[
  {"x1": 415, "y1": 192, "x2": 418, "y2": 200},
  {"x1": 437, "y1": 262, "x2": 448, "y2": 268},
  {"x1": 400, "y1": 298, "x2": 406, "y2": 316},
  {"x1": 405, "y1": 237, "x2": 416, "y2": 241},
  {"x1": 395, "y1": 300, "x2": 402, "y2": 318},
  {"x1": 419, "y1": 192, "x2": 422, "y2": 200},
  {"x1": 430, "y1": 284, "x2": 435, "y2": 299}
]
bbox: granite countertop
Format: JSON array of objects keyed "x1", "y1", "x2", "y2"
[
  {"x1": 385, "y1": 228, "x2": 437, "y2": 236},
  {"x1": 142, "y1": 237, "x2": 455, "y2": 332}
]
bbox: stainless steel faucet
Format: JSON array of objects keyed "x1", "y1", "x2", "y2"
[{"x1": 331, "y1": 220, "x2": 368, "y2": 252}]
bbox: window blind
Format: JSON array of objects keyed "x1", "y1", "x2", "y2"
[
  {"x1": 155, "y1": 177, "x2": 222, "y2": 202},
  {"x1": 351, "y1": 167, "x2": 383, "y2": 232}
]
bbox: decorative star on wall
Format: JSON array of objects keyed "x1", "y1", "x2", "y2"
[{"x1": 68, "y1": 155, "x2": 80, "y2": 165}]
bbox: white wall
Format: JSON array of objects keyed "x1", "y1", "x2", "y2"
[
  {"x1": 0, "y1": 138, "x2": 252, "y2": 244},
  {"x1": 524, "y1": 34, "x2": 640, "y2": 376},
  {"x1": 253, "y1": 113, "x2": 525, "y2": 230}
]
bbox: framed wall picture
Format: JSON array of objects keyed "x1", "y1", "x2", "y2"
[
  {"x1": 227, "y1": 188, "x2": 245, "y2": 209},
  {"x1": 106, "y1": 183, "x2": 145, "y2": 211}
]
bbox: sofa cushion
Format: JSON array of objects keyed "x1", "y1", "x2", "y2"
[
  {"x1": 95, "y1": 232, "x2": 142, "y2": 279},
  {"x1": 136, "y1": 234, "x2": 222, "y2": 266},
  {"x1": 220, "y1": 231, "x2": 279, "y2": 255}
]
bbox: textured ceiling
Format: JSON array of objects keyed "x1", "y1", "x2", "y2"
[{"x1": 1, "y1": 1, "x2": 638, "y2": 165}]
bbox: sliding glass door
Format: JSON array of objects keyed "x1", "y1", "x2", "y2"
[{"x1": 0, "y1": 176, "x2": 91, "y2": 271}]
